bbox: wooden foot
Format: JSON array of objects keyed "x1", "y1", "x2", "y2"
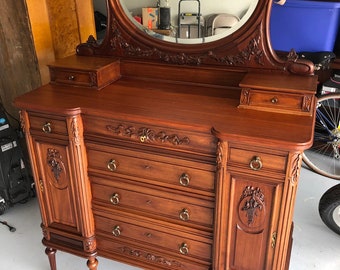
[
  {"x1": 87, "y1": 257, "x2": 98, "y2": 270},
  {"x1": 45, "y1": 247, "x2": 57, "y2": 270}
]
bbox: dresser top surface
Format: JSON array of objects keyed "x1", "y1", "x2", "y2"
[{"x1": 14, "y1": 76, "x2": 315, "y2": 150}]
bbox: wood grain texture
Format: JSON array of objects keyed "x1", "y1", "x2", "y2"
[
  {"x1": 0, "y1": 0, "x2": 41, "y2": 121},
  {"x1": 13, "y1": 0, "x2": 318, "y2": 269}
]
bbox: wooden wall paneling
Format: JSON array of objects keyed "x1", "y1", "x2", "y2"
[
  {"x1": 26, "y1": 0, "x2": 55, "y2": 85},
  {"x1": 0, "y1": 0, "x2": 41, "y2": 122}
]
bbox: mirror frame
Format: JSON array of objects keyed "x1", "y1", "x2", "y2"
[{"x1": 77, "y1": 0, "x2": 313, "y2": 74}]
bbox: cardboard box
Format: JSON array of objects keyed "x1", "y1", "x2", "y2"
[{"x1": 142, "y1": 8, "x2": 158, "y2": 29}]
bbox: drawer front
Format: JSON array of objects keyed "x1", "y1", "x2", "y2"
[
  {"x1": 87, "y1": 145, "x2": 215, "y2": 193},
  {"x1": 91, "y1": 180, "x2": 214, "y2": 228},
  {"x1": 250, "y1": 91, "x2": 303, "y2": 110},
  {"x1": 228, "y1": 146, "x2": 287, "y2": 175},
  {"x1": 96, "y1": 236, "x2": 211, "y2": 270},
  {"x1": 239, "y1": 89, "x2": 314, "y2": 115},
  {"x1": 50, "y1": 68, "x2": 95, "y2": 87},
  {"x1": 28, "y1": 113, "x2": 68, "y2": 136},
  {"x1": 83, "y1": 115, "x2": 217, "y2": 155},
  {"x1": 94, "y1": 214, "x2": 212, "y2": 261}
]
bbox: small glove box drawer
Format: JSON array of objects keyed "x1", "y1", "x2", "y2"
[{"x1": 49, "y1": 55, "x2": 120, "y2": 90}]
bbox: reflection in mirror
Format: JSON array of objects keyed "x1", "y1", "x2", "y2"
[
  {"x1": 122, "y1": 0, "x2": 258, "y2": 44},
  {"x1": 93, "y1": 0, "x2": 108, "y2": 42},
  {"x1": 92, "y1": 0, "x2": 259, "y2": 44}
]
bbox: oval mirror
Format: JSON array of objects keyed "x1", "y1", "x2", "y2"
[{"x1": 116, "y1": 0, "x2": 259, "y2": 44}]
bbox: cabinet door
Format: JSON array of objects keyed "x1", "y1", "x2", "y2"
[
  {"x1": 35, "y1": 141, "x2": 79, "y2": 231},
  {"x1": 20, "y1": 111, "x2": 95, "y2": 254},
  {"x1": 226, "y1": 175, "x2": 283, "y2": 270},
  {"x1": 213, "y1": 141, "x2": 285, "y2": 270}
]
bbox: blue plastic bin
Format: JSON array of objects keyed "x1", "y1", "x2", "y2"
[{"x1": 270, "y1": 0, "x2": 340, "y2": 52}]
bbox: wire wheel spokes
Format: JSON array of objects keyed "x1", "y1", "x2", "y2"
[{"x1": 303, "y1": 94, "x2": 340, "y2": 180}]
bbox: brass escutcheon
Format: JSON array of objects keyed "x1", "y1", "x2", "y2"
[{"x1": 140, "y1": 135, "x2": 147, "y2": 142}]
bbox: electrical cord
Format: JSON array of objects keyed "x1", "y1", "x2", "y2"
[{"x1": 0, "y1": 220, "x2": 16, "y2": 232}]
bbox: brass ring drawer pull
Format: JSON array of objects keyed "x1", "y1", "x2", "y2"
[
  {"x1": 112, "y1": 225, "x2": 121, "y2": 237},
  {"x1": 179, "y1": 243, "x2": 189, "y2": 255},
  {"x1": 110, "y1": 193, "x2": 120, "y2": 205},
  {"x1": 179, "y1": 208, "x2": 190, "y2": 221},
  {"x1": 68, "y1": 75, "x2": 75, "y2": 81},
  {"x1": 179, "y1": 173, "x2": 190, "y2": 186},
  {"x1": 249, "y1": 156, "x2": 263, "y2": 171},
  {"x1": 42, "y1": 122, "x2": 52, "y2": 133},
  {"x1": 107, "y1": 159, "x2": 118, "y2": 171}
]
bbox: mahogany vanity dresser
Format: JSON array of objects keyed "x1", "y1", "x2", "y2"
[{"x1": 14, "y1": 0, "x2": 318, "y2": 269}]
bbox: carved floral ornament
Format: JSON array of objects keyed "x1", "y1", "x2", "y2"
[
  {"x1": 119, "y1": 246, "x2": 182, "y2": 267},
  {"x1": 76, "y1": 2, "x2": 314, "y2": 75},
  {"x1": 239, "y1": 186, "x2": 265, "y2": 227},
  {"x1": 47, "y1": 148, "x2": 64, "y2": 182},
  {"x1": 77, "y1": 17, "x2": 266, "y2": 67},
  {"x1": 84, "y1": 237, "x2": 97, "y2": 252},
  {"x1": 106, "y1": 124, "x2": 190, "y2": 146},
  {"x1": 109, "y1": 18, "x2": 265, "y2": 66}
]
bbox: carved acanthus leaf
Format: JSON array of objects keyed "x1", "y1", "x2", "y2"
[{"x1": 290, "y1": 153, "x2": 301, "y2": 185}]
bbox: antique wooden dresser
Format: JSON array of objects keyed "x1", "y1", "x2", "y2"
[{"x1": 14, "y1": 0, "x2": 318, "y2": 269}]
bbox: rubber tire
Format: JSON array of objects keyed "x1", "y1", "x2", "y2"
[{"x1": 319, "y1": 184, "x2": 340, "y2": 235}]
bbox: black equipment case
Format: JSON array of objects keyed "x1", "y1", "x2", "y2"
[{"x1": 0, "y1": 105, "x2": 32, "y2": 215}]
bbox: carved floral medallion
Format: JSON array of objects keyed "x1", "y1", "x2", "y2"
[
  {"x1": 239, "y1": 186, "x2": 265, "y2": 228},
  {"x1": 46, "y1": 148, "x2": 67, "y2": 189}
]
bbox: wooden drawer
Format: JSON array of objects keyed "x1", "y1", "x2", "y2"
[
  {"x1": 87, "y1": 143, "x2": 215, "y2": 194},
  {"x1": 228, "y1": 145, "x2": 287, "y2": 176},
  {"x1": 28, "y1": 112, "x2": 68, "y2": 136},
  {"x1": 239, "y1": 72, "x2": 316, "y2": 115},
  {"x1": 96, "y1": 236, "x2": 211, "y2": 270},
  {"x1": 48, "y1": 55, "x2": 121, "y2": 90},
  {"x1": 50, "y1": 69, "x2": 95, "y2": 87},
  {"x1": 83, "y1": 115, "x2": 217, "y2": 155},
  {"x1": 91, "y1": 178, "x2": 215, "y2": 228},
  {"x1": 239, "y1": 89, "x2": 314, "y2": 115},
  {"x1": 94, "y1": 214, "x2": 212, "y2": 262}
]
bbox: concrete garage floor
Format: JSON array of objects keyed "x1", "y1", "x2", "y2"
[{"x1": 0, "y1": 165, "x2": 339, "y2": 270}]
